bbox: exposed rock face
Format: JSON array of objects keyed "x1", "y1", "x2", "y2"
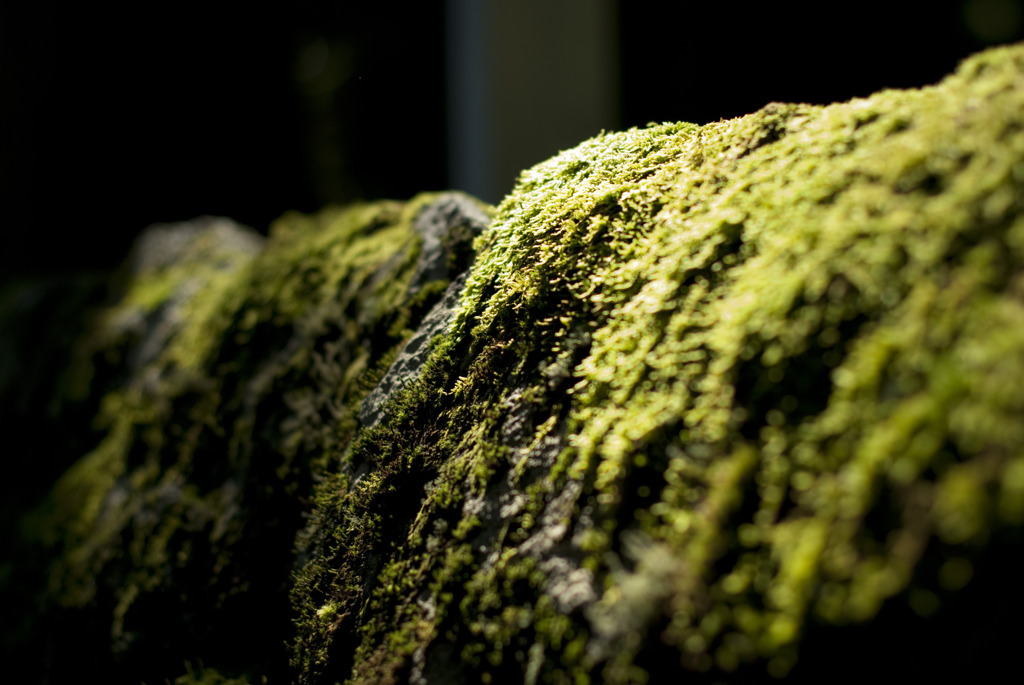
[{"x1": 4, "y1": 44, "x2": 1024, "y2": 684}]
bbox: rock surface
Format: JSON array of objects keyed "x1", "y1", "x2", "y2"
[{"x1": 4, "y1": 44, "x2": 1024, "y2": 684}]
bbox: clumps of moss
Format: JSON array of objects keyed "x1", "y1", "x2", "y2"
[
  {"x1": 291, "y1": 43, "x2": 1024, "y2": 683},
  {"x1": 11, "y1": 43, "x2": 1024, "y2": 685},
  {"x1": 16, "y1": 194, "x2": 487, "y2": 683},
  {"x1": 172, "y1": 661, "x2": 260, "y2": 685}
]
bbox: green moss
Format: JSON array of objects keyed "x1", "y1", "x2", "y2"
[
  {"x1": 292, "y1": 43, "x2": 1024, "y2": 683},
  {"x1": 14, "y1": 43, "x2": 1024, "y2": 684},
  {"x1": 172, "y1": 662, "x2": 258, "y2": 685},
  {"x1": 22, "y1": 195, "x2": 485, "y2": 682}
]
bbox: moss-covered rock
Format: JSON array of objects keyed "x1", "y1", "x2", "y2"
[
  {"x1": 6, "y1": 43, "x2": 1024, "y2": 684},
  {"x1": 4, "y1": 197, "x2": 488, "y2": 683}
]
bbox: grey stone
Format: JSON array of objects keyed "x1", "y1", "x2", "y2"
[
  {"x1": 359, "y1": 272, "x2": 467, "y2": 429},
  {"x1": 359, "y1": 193, "x2": 489, "y2": 429},
  {"x1": 408, "y1": 192, "x2": 490, "y2": 295}
]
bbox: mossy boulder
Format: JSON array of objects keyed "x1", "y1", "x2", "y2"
[{"x1": 5, "y1": 43, "x2": 1024, "y2": 684}]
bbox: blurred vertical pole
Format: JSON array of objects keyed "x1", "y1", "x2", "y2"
[
  {"x1": 446, "y1": 0, "x2": 495, "y2": 204},
  {"x1": 445, "y1": 0, "x2": 619, "y2": 205}
]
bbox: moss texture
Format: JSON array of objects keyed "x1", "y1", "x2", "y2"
[
  {"x1": 6, "y1": 198, "x2": 487, "y2": 683},
  {"x1": 6, "y1": 43, "x2": 1024, "y2": 684},
  {"x1": 290, "y1": 43, "x2": 1024, "y2": 683}
]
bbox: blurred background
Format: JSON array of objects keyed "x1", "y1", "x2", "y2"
[{"x1": 2, "y1": 0, "x2": 1023, "y2": 278}]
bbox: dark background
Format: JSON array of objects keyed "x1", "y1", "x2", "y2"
[{"x1": 2, "y1": 0, "x2": 1022, "y2": 278}]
